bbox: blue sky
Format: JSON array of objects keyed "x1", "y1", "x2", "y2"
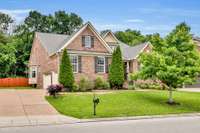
[{"x1": 0, "y1": 0, "x2": 200, "y2": 36}]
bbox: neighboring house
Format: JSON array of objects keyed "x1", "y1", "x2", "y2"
[
  {"x1": 29, "y1": 22, "x2": 150, "y2": 88},
  {"x1": 193, "y1": 36, "x2": 200, "y2": 50},
  {"x1": 185, "y1": 36, "x2": 200, "y2": 88}
]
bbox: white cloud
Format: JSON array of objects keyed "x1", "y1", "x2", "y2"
[
  {"x1": 0, "y1": 9, "x2": 31, "y2": 23},
  {"x1": 95, "y1": 23, "x2": 129, "y2": 31},
  {"x1": 125, "y1": 19, "x2": 144, "y2": 23}
]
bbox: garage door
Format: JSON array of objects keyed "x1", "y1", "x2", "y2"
[{"x1": 43, "y1": 74, "x2": 52, "y2": 89}]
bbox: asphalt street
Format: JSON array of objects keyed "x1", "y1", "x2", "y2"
[{"x1": 1, "y1": 116, "x2": 200, "y2": 133}]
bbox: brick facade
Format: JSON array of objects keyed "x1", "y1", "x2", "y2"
[
  {"x1": 29, "y1": 23, "x2": 151, "y2": 88},
  {"x1": 29, "y1": 25, "x2": 111, "y2": 88},
  {"x1": 73, "y1": 56, "x2": 111, "y2": 82},
  {"x1": 67, "y1": 27, "x2": 109, "y2": 53},
  {"x1": 29, "y1": 35, "x2": 59, "y2": 88}
]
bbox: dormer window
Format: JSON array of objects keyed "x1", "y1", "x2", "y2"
[{"x1": 82, "y1": 35, "x2": 94, "y2": 48}]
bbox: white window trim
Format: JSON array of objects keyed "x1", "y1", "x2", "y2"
[
  {"x1": 30, "y1": 67, "x2": 37, "y2": 78},
  {"x1": 84, "y1": 35, "x2": 92, "y2": 48},
  {"x1": 97, "y1": 56, "x2": 106, "y2": 73},
  {"x1": 70, "y1": 55, "x2": 79, "y2": 73}
]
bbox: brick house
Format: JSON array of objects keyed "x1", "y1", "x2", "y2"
[
  {"x1": 29, "y1": 22, "x2": 150, "y2": 88},
  {"x1": 185, "y1": 36, "x2": 200, "y2": 88}
]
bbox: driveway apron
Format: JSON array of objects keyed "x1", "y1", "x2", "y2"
[{"x1": 0, "y1": 89, "x2": 57, "y2": 117}]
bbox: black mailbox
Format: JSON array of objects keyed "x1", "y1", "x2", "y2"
[{"x1": 93, "y1": 95, "x2": 100, "y2": 115}]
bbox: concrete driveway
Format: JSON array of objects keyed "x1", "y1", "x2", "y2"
[
  {"x1": 0, "y1": 89, "x2": 58, "y2": 117},
  {"x1": 179, "y1": 88, "x2": 200, "y2": 92},
  {"x1": 0, "y1": 89, "x2": 78, "y2": 127}
]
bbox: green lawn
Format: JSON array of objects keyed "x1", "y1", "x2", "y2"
[{"x1": 46, "y1": 90, "x2": 200, "y2": 119}]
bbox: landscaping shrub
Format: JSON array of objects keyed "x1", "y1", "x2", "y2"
[
  {"x1": 72, "y1": 83, "x2": 79, "y2": 92},
  {"x1": 128, "y1": 85, "x2": 135, "y2": 90},
  {"x1": 47, "y1": 84, "x2": 63, "y2": 98},
  {"x1": 94, "y1": 77, "x2": 110, "y2": 89},
  {"x1": 58, "y1": 49, "x2": 74, "y2": 91},
  {"x1": 78, "y1": 77, "x2": 94, "y2": 92},
  {"x1": 135, "y1": 80, "x2": 168, "y2": 90},
  {"x1": 109, "y1": 46, "x2": 124, "y2": 89}
]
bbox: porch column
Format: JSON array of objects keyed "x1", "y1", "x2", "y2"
[{"x1": 126, "y1": 61, "x2": 129, "y2": 73}]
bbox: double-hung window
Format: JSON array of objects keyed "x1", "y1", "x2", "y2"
[
  {"x1": 70, "y1": 55, "x2": 78, "y2": 73},
  {"x1": 96, "y1": 57, "x2": 105, "y2": 73},
  {"x1": 84, "y1": 35, "x2": 92, "y2": 48},
  {"x1": 30, "y1": 67, "x2": 37, "y2": 78},
  {"x1": 32, "y1": 70, "x2": 36, "y2": 78}
]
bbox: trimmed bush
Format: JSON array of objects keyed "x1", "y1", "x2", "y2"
[
  {"x1": 128, "y1": 85, "x2": 135, "y2": 90},
  {"x1": 79, "y1": 77, "x2": 94, "y2": 92},
  {"x1": 58, "y1": 49, "x2": 74, "y2": 91},
  {"x1": 72, "y1": 83, "x2": 79, "y2": 92},
  {"x1": 109, "y1": 46, "x2": 124, "y2": 89},
  {"x1": 47, "y1": 84, "x2": 63, "y2": 98},
  {"x1": 135, "y1": 80, "x2": 168, "y2": 90},
  {"x1": 94, "y1": 77, "x2": 110, "y2": 89}
]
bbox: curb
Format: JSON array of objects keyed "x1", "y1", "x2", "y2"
[
  {"x1": 80, "y1": 113, "x2": 200, "y2": 123},
  {"x1": 1, "y1": 113, "x2": 200, "y2": 128}
]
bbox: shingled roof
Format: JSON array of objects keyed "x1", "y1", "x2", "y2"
[
  {"x1": 35, "y1": 22, "x2": 149, "y2": 60},
  {"x1": 193, "y1": 36, "x2": 200, "y2": 42},
  {"x1": 121, "y1": 42, "x2": 149, "y2": 60},
  {"x1": 35, "y1": 22, "x2": 112, "y2": 55},
  {"x1": 100, "y1": 30, "x2": 149, "y2": 60},
  {"x1": 36, "y1": 32, "x2": 70, "y2": 54}
]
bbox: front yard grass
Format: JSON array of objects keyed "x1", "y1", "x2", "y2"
[{"x1": 46, "y1": 90, "x2": 200, "y2": 119}]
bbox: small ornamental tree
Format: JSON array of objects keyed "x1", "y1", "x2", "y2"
[
  {"x1": 109, "y1": 46, "x2": 124, "y2": 89},
  {"x1": 58, "y1": 49, "x2": 74, "y2": 91},
  {"x1": 138, "y1": 23, "x2": 200, "y2": 104}
]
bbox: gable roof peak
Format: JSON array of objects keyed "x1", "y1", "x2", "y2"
[{"x1": 57, "y1": 21, "x2": 112, "y2": 55}]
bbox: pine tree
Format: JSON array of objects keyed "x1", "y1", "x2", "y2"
[
  {"x1": 58, "y1": 49, "x2": 74, "y2": 91},
  {"x1": 109, "y1": 46, "x2": 124, "y2": 89}
]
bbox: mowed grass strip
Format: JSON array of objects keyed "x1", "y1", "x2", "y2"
[{"x1": 46, "y1": 90, "x2": 200, "y2": 119}]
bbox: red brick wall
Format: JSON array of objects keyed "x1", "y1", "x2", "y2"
[
  {"x1": 29, "y1": 26, "x2": 111, "y2": 88},
  {"x1": 67, "y1": 26, "x2": 109, "y2": 53},
  {"x1": 74, "y1": 56, "x2": 111, "y2": 82},
  {"x1": 29, "y1": 35, "x2": 59, "y2": 88}
]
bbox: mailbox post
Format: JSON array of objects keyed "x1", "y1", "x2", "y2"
[{"x1": 93, "y1": 94, "x2": 100, "y2": 116}]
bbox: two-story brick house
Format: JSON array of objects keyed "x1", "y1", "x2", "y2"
[{"x1": 29, "y1": 22, "x2": 150, "y2": 88}]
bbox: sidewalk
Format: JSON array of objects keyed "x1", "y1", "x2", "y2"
[
  {"x1": 0, "y1": 115, "x2": 79, "y2": 128},
  {"x1": 2, "y1": 113, "x2": 200, "y2": 128}
]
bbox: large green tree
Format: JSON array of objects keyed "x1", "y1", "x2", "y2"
[
  {"x1": 53, "y1": 11, "x2": 83, "y2": 34},
  {"x1": 0, "y1": 32, "x2": 10, "y2": 44},
  {"x1": 0, "y1": 12, "x2": 13, "y2": 33},
  {"x1": 109, "y1": 46, "x2": 124, "y2": 89},
  {"x1": 138, "y1": 23, "x2": 200, "y2": 104},
  {"x1": 13, "y1": 10, "x2": 83, "y2": 77},
  {"x1": 58, "y1": 49, "x2": 74, "y2": 90},
  {"x1": 0, "y1": 43, "x2": 16, "y2": 77},
  {"x1": 115, "y1": 29, "x2": 147, "y2": 46}
]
